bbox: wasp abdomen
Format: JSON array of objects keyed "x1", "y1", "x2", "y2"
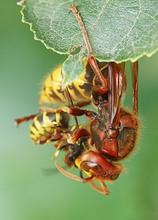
[
  {"x1": 30, "y1": 111, "x2": 70, "y2": 144},
  {"x1": 39, "y1": 63, "x2": 95, "y2": 104}
]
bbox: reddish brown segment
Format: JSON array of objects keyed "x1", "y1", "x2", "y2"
[
  {"x1": 131, "y1": 61, "x2": 138, "y2": 115},
  {"x1": 54, "y1": 5, "x2": 139, "y2": 195},
  {"x1": 15, "y1": 114, "x2": 37, "y2": 125}
]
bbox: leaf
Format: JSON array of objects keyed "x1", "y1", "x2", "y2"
[
  {"x1": 19, "y1": 0, "x2": 158, "y2": 62},
  {"x1": 62, "y1": 56, "x2": 85, "y2": 89}
]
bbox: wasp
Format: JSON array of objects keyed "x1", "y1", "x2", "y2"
[
  {"x1": 15, "y1": 57, "x2": 96, "y2": 144},
  {"x1": 40, "y1": 60, "x2": 109, "y2": 106},
  {"x1": 15, "y1": 108, "x2": 70, "y2": 144}
]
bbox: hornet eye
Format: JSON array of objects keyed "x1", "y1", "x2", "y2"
[{"x1": 81, "y1": 161, "x2": 103, "y2": 174}]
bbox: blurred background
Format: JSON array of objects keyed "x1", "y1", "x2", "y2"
[{"x1": 1, "y1": 1, "x2": 158, "y2": 220}]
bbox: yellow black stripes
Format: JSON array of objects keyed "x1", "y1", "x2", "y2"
[
  {"x1": 29, "y1": 111, "x2": 70, "y2": 144},
  {"x1": 39, "y1": 61, "x2": 94, "y2": 104},
  {"x1": 40, "y1": 66, "x2": 68, "y2": 104},
  {"x1": 39, "y1": 60, "x2": 108, "y2": 105}
]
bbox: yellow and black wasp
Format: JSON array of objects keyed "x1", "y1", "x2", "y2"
[
  {"x1": 15, "y1": 59, "x2": 108, "y2": 145},
  {"x1": 15, "y1": 108, "x2": 70, "y2": 144},
  {"x1": 39, "y1": 60, "x2": 108, "y2": 105}
]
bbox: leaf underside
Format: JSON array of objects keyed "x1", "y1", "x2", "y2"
[
  {"x1": 62, "y1": 56, "x2": 85, "y2": 89},
  {"x1": 20, "y1": 0, "x2": 158, "y2": 62}
]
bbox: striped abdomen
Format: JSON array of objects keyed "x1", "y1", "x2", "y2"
[
  {"x1": 39, "y1": 62, "x2": 95, "y2": 104},
  {"x1": 30, "y1": 111, "x2": 70, "y2": 144}
]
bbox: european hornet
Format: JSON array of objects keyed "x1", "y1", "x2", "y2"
[
  {"x1": 55, "y1": 61, "x2": 138, "y2": 195},
  {"x1": 52, "y1": 5, "x2": 139, "y2": 195}
]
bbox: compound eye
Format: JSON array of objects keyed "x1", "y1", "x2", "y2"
[{"x1": 81, "y1": 161, "x2": 103, "y2": 175}]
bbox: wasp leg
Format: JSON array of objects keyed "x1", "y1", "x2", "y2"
[
  {"x1": 95, "y1": 63, "x2": 127, "y2": 159},
  {"x1": 72, "y1": 128, "x2": 90, "y2": 143},
  {"x1": 15, "y1": 114, "x2": 37, "y2": 126},
  {"x1": 75, "y1": 101, "x2": 91, "y2": 108},
  {"x1": 69, "y1": 5, "x2": 108, "y2": 91},
  {"x1": 108, "y1": 62, "x2": 126, "y2": 129},
  {"x1": 39, "y1": 106, "x2": 60, "y2": 113},
  {"x1": 130, "y1": 61, "x2": 138, "y2": 116},
  {"x1": 59, "y1": 106, "x2": 97, "y2": 121},
  {"x1": 89, "y1": 180, "x2": 110, "y2": 195},
  {"x1": 88, "y1": 56, "x2": 109, "y2": 93}
]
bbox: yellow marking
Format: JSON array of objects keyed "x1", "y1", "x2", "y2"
[
  {"x1": 45, "y1": 126, "x2": 54, "y2": 132},
  {"x1": 67, "y1": 59, "x2": 92, "y2": 101},
  {"x1": 39, "y1": 60, "x2": 93, "y2": 104},
  {"x1": 39, "y1": 106, "x2": 56, "y2": 113},
  {"x1": 30, "y1": 133, "x2": 36, "y2": 140},
  {"x1": 42, "y1": 111, "x2": 60, "y2": 129},
  {"x1": 40, "y1": 65, "x2": 68, "y2": 103},
  {"x1": 42, "y1": 121, "x2": 58, "y2": 128},
  {"x1": 30, "y1": 125, "x2": 39, "y2": 136},
  {"x1": 55, "y1": 113, "x2": 61, "y2": 126},
  {"x1": 73, "y1": 80, "x2": 90, "y2": 99},
  {"x1": 30, "y1": 134, "x2": 39, "y2": 143},
  {"x1": 39, "y1": 90, "x2": 51, "y2": 103},
  {"x1": 49, "y1": 67, "x2": 67, "y2": 102},
  {"x1": 75, "y1": 157, "x2": 91, "y2": 177},
  {"x1": 43, "y1": 112, "x2": 51, "y2": 124},
  {"x1": 34, "y1": 117, "x2": 42, "y2": 130}
]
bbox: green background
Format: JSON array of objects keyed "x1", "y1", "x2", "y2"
[{"x1": 1, "y1": 1, "x2": 158, "y2": 220}]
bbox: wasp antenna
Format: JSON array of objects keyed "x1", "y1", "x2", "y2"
[
  {"x1": 42, "y1": 165, "x2": 69, "y2": 176},
  {"x1": 42, "y1": 168, "x2": 58, "y2": 176},
  {"x1": 89, "y1": 180, "x2": 110, "y2": 195},
  {"x1": 100, "y1": 181, "x2": 110, "y2": 195},
  {"x1": 55, "y1": 161, "x2": 84, "y2": 182}
]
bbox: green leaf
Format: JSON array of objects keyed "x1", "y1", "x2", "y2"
[
  {"x1": 62, "y1": 56, "x2": 85, "y2": 89},
  {"x1": 19, "y1": 0, "x2": 158, "y2": 62}
]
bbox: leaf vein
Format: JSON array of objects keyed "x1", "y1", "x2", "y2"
[
  {"x1": 112, "y1": 0, "x2": 142, "y2": 54},
  {"x1": 90, "y1": 0, "x2": 111, "y2": 35}
]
